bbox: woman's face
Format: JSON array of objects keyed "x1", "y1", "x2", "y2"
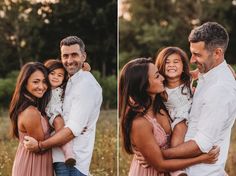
[
  {"x1": 48, "y1": 68, "x2": 65, "y2": 89},
  {"x1": 26, "y1": 70, "x2": 48, "y2": 98},
  {"x1": 147, "y1": 63, "x2": 165, "y2": 96}
]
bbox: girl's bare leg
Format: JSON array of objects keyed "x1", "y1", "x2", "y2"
[
  {"x1": 169, "y1": 121, "x2": 188, "y2": 176},
  {"x1": 53, "y1": 116, "x2": 76, "y2": 167}
]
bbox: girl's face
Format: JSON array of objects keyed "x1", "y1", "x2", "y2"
[
  {"x1": 48, "y1": 68, "x2": 65, "y2": 89},
  {"x1": 26, "y1": 70, "x2": 48, "y2": 98},
  {"x1": 164, "y1": 53, "x2": 183, "y2": 80},
  {"x1": 147, "y1": 63, "x2": 165, "y2": 96}
]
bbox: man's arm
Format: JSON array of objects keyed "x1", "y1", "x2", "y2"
[
  {"x1": 24, "y1": 127, "x2": 74, "y2": 151},
  {"x1": 164, "y1": 85, "x2": 230, "y2": 159},
  {"x1": 42, "y1": 127, "x2": 74, "y2": 149},
  {"x1": 162, "y1": 140, "x2": 202, "y2": 159}
]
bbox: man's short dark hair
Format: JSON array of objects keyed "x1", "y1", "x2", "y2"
[
  {"x1": 188, "y1": 22, "x2": 229, "y2": 52},
  {"x1": 60, "y1": 36, "x2": 85, "y2": 53}
]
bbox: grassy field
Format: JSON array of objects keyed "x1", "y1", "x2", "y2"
[
  {"x1": 1, "y1": 108, "x2": 236, "y2": 176},
  {"x1": 119, "y1": 122, "x2": 236, "y2": 176},
  {"x1": 0, "y1": 110, "x2": 117, "y2": 176}
]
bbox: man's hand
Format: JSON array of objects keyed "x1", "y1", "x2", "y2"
[
  {"x1": 23, "y1": 136, "x2": 39, "y2": 152},
  {"x1": 202, "y1": 146, "x2": 220, "y2": 164},
  {"x1": 134, "y1": 150, "x2": 150, "y2": 168}
]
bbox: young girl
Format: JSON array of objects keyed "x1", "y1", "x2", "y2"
[
  {"x1": 44, "y1": 59, "x2": 75, "y2": 166},
  {"x1": 44, "y1": 59, "x2": 90, "y2": 167},
  {"x1": 155, "y1": 46, "x2": 192, "y2": 145},
  {"x1": 155, "y1": 47, "x2": 193, "y2": 176}
]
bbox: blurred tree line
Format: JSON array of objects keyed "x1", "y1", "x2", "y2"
[
  {"x1": 0, "y1": 0, "x2": 117, "y2": 109},
  {"x1": 119, "y1": 0, "x2": 236, "y2": 68}
]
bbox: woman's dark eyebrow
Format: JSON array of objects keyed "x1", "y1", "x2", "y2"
[{"x1": 32, "y1": 78, "x2": 44, "y2": 81}]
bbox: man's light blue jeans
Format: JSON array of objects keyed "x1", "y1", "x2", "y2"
[{"x1": 53, "y1": 162, "x2": 87, "y2": 176}]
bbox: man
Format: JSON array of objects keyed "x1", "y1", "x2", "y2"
[
  {"x1": 24, "y1": 36, "x2": 103, "y2": 176},
  {"x1": 161, "y1": 22, "x2": 236, "y2": 175}
]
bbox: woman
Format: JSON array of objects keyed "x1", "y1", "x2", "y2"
[
  {"x1": 9, "y1": 62, "x2": 53, "y2": 176},
  {"x1": 119, "y1": 58, "x2": 219, "y2": 176}
]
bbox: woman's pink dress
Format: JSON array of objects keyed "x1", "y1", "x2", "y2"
[
  {"x1": 12, "y1": 115, "x2": 53, "y2": 176},
  {"x1": 129, "y1": 114, "x2": 169, "y2": 176}
]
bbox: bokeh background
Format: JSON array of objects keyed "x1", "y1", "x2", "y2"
[
  {"x1": 119, "y1": 0, "x2": 236, "y2": 68},
  {"x1": 119, "y1": 0, "x2": 236, "y2": 176},
  {"x1": 0, "y1": 0, "x2": 117, "y2": 176}
]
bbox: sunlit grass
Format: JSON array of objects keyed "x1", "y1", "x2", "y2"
[{"x1": 0, "y1": 110, "x2": 117, "y2": 176}]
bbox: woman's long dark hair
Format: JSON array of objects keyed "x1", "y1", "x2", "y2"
[
  {"x1": 155, "y1": 47, "x2": 193, "y2": 98},
  {"x1": 119, "y1": 58, "x2": 166, "y2": 154},
  {"x1": 9, "y1": 62, "x2": 51, "y2": 138}
]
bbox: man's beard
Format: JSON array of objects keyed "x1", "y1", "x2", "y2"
[{"x1": 66, "y1": 62, "x2": 82, "y2": 76}]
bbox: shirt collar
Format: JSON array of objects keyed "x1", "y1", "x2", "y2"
[
  {"x1": 198, "y1": 60, "x2": 227, "y2": 82},
  {"x1": 68, "y1": 69, "x2": 82, "y2": 84}
]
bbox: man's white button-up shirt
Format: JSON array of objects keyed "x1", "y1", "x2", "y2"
[
  {"x1": 52, "y1": 70, "x2": 102, "y2": 175},
  {"x1": 185, "y1": 60, "x2": 236, "y2": 176}
]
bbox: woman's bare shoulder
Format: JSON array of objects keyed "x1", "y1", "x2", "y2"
[
  {"x1": 132, "y1": 115, "x2": 152, "y2": 131},
  {"x1": 19, "y1": 106, "x2": 45, "y2": 140},
  {"x1": 131, "y1": 115, "x2": 155, "y2": 149},
  {"x1": 19, "y1": 106, "x2": 41, "y2": 123}
]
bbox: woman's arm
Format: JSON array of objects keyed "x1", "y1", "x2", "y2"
[
  {"x1": 131, "y1": 117, "x2": 218, "y2": 172},
  {"x1": 18, "y1": 106, "x2": 45, "y2": 141}
]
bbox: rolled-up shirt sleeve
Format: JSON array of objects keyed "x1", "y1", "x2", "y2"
[
  {"x1": 192, "y1": 86, "x2": 229, "y2": 153},
  {"x1": 65, "y1": 81, "x2": 102, "y2": 137},
  {"x1": 48, "y1": 104, "x2": 63, "y2": 127}
]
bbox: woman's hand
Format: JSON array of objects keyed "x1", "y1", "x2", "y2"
[
  {"x1": 201, "y1": 146, "x2": 220, "y2": 164},
  {"x1": 134, "y1": 150, "x2": 150, "y2": 168},
  {"x1": 23, "y1": 136, "x2": 40, "y2": 152}
]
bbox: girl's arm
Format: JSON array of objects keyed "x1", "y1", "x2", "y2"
[
  {"x1": 131, "y1": 117, "x2": 218, "y2": 172},
  {"x1": 53, "y1": 115, "x2": 65, "y2": 132}
]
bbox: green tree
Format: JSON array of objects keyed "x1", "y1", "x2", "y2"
[
  {"x1": 120, "y1": 0, "x2": 236, "y2": 68},
  {"x1": 0, "y1": 0, "x2": 117, "y2": 109},
  {"x1": 39, "y1": 0, "x2": 117, "y2": 77},
  {"x1": 0, "y1": 0, "x2": 52, "y2": 76},
  {"x1": 0, "y1": 0, "x2": 117, "y2": 77}
]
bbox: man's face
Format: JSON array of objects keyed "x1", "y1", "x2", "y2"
[
  {"x1": 190, "y1": 41, "x2": 216, "y2": 73},
  {"x1": 61, "y1": 44, "x2": 86, "y2": 76}
]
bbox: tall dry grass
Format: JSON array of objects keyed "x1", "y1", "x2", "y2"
[{"x1": 0, "y1": 110, "x2": 117, "y2": 176}]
